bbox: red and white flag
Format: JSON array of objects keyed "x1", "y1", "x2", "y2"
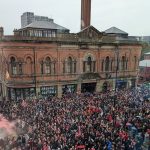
[
  {"x1": 75, "y1": 126, "x2": 81, "y2": 137},
  {"x1": 21, "y1": 100, "x2": 28, "y2": 107}
]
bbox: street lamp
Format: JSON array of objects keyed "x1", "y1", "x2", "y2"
[
  {"x1": 113, "y1": 44, "x2": 119, "y2": 127},
  {"x1": 114, "y1": 45, "x2": 119, "y2": 93},
  {"x1": 33, "y1": 48, "x2": 37, "y2": 97}
]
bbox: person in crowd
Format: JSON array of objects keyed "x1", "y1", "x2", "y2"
[{"x1": 0, "y1": 85, "x2": 149, "y2": 149}]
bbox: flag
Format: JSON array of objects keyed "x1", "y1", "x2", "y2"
[
  {"x1": 75, "y1": 126, "x2": 81, "y2": 137},
  {"x1": 21, "y1": 100, "x2": 28, "y2": 107}
]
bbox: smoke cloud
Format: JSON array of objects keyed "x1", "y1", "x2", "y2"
[{"x1": 0, "y1": 114, "x2": 17, "y2": 139}]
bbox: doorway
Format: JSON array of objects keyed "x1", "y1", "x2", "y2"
[
  {"x1": 81, "y1": 82, "x2": 96, "y2": 93},
  {"x1": 102, "y1": 82, "x2": 108, "y2": 92}
]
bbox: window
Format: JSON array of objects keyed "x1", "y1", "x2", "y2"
[
  {"x1": 83, "y1": 56, "x2": 95, "y2": 73},
  {"x1": 105, "y1": 56, "x2": 110, "y2": 71},
  {"x1": 41, "y1": 61, "x2": 44, "y2": 74},
  {"x1": 10, "y1": 57, "x2": 17, "y2": 75},
  {"x1": 26, "y1": 57, "x2": 32, "y2": 75},
  {"x1": 121, "y1": 56, "x2": 126, "y2": 71},
  {"x1": 45, "y1": 57, "x2": 51, "y2": 74},
  {"x1": 40, "y1": 86, "x2": 57, "y2": 96},
  {"x1": 43, "y1": 57, "x2": 56, "y2": 75},
  {"x1": 68, "y1": 57, "x2": 73, "y2": 73},
  {"x1": 18, "y1": 62, "x2": 23, "y2": 75},
  {"x1": 63, "y1": 57, "x2": 76, "y2": 74},
  {"x1": 93, "y1": 61, "x2": 96, "y2": 72},
  {"x1": 87, "y1": 56, "x2": 92, "y2": 72},
  {"x1": 101, "y1": 60, "x2": 104, "y2": 71},
  {"x1": 51, "y1": 61, "x2": 56, "y2": 74},
  {"x1": 134, "y1": 56, "x2": 137, "y2": 70},
  {"x1": 83, "y1": 61, "x2": 86, "y2": 72},
  {"x1": 110, "y1": 59, "x2": 113, "y2": 71},
  {"x1": 63, "y1": 61, "x2": 66, "y2": 73},
  {"x1": 125, "y1": 59, "x2": 128, "y2": 70},
  {"x1": 62, "y1": 84, "x2": 77, "y2": 93},
  {"x1": 73, "y1": 61, "x2": 76, "y2": 73}
]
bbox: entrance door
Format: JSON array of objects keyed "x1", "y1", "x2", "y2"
[
  {"x1": 102, "y1": 82, "x2": 108, "y2": 92},
  {"x1": 81, "y1": 83, "x2": 96, "y2": 93}
]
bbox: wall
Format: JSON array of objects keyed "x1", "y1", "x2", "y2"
[{"x1": 0, "y1": 40, "x2": 142, "y2": 98}]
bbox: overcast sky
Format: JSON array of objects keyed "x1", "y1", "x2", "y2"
[{"x1": 0, "y1": 0, "x2": 149, "y2": 36}]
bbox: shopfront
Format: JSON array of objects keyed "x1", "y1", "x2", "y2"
[
  {"x1": 8, "y1": 87, "x2": 35, "y2": 100},
  {"x1": 116, "y1": 80, "x2": 127, "y2": 89},
  {"x1": 62, "y1": 84, "x2": 77, "y2": 94},
  {"x1": 81, "y1": 82, "x2": 96, "y2": 93},
  {"x1": 40, "y1": 86, "x2": 57, "y2": 97}
]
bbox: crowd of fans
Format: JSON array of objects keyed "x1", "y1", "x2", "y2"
[{"x1": 0, "y1": 86, "x2": 150, "y2": 150}]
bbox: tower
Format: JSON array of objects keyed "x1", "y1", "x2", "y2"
[{"x1": 81, "y1": 0, "x2": 91, "y2": 30}]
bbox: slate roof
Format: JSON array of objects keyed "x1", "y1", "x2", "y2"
[
  {"x1": 104, "y1": 27, "x2": 128, "y2": 35},
  {"x1": 22, "y1": 20, "x2": 69, "y2": 31},
  {"x1": 79, "y1": 25, "x2": 102, "y2": 34}
]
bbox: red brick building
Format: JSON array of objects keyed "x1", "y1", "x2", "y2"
[{"x1": 0, "y1": 0, "x2": 142, "y2": 100}]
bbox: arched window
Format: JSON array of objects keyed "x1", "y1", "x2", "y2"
[
  {"x1": 125, "y1": 59, "x2": 128, "y2": 70},
  {"x1": 110, "y1": 59, "x2": 113, "y2": 71},
  {"x1": 63, "y1": 61, "x2": 66, "y2": 73},
  {"x1": 26, "y1": 57, "x2": 32, "y2": 75},
  {"x1": 83, "y1": 55, "x2": 95, "y2": 73},
  {"x1": 63, "y1": 57, "x2": 76, "y2": 74},
  {"x1": 41, "y1": 60, "x2": 44, "y2": 74},
  {"x1": 105, "y1": 56, "x2": 110, "y2": 71},
  {"x1": 68, "y1": 57, "x2": 73, "y2": 73},
  {"x1": 134, "y1": 56, "x2": 137, "y2": 70},
  {"x1": 10, "y1": 57, "x2": 17, "y2": 75},
  {"x1": 52, "y1": 60, "x2": 56, "y2": 74},
  {"x1": 44, "y1": 57, "x2": 56, "y2": 75},
  {"x1": 18, "y1": 61, "x2": 23, "y2": 75},
  {"x1": 101, "y1": 59, "x2": 104, "y2": 71},
  {"x1": 45, "y1": 57, "x2": 51, "y2": 74},
  {"x1": 121, "y1": 56, "x2": 126, "y2": 70},
  {"x1": 87, "y1": 56, "x2": 92, "y2": 72},
  {"x1": 73, "y1": 60, "x2": 76, "y2": 73}
]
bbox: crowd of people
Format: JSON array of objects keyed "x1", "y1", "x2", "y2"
[{"x1": 0, "y1": 86, "x2": 150, "y2": 150}]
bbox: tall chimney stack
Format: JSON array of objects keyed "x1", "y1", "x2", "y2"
[
  {"x1": 0, "y1": 27, "x2": 4, "y2": 38},
  {"x1": 81, "y1": 0, "x2": 91, "y2": 30}
]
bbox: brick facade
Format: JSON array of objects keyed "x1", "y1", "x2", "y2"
[{"x1": 0, "y1": 26, "x2": 142, "y2": 100}]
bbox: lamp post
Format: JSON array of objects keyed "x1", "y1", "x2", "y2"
[
  {"x1": 113, "y1": 45, "x2": 119, "y2": 127},
  {"x1": 33, "y1": 48, "x2": 37, "y2": 97},
  {"x1": 115, "y1": 45, "x2": 119, "y2": 93}
]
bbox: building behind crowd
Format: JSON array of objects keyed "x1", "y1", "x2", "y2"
[
  {"x1": 133, "y1": 36, "x2": 150, "y2": 45},
  {"x1": 139, "y1": 52, "x2": 150, "y2": 82},
  {"x1": 0, "y1": 0, "x2": 142, "y2": 100}
]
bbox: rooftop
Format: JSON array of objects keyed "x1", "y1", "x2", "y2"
[
  {"x1": 104, "y1": 27, "x2": 128, "y2": 35},
  {"x1": 21, "y1": 20, "x2": 69, "y2": 31}
]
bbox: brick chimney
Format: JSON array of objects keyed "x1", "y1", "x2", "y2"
[
  {"x1": 0, "y1": 27, "x2": 4, "y2": 37},
  {"x1": 81, "y1": 0, "x2": 91, "y2": 30}
]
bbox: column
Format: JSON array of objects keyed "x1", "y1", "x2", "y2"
[
  {"x1": 113, "y1": 78, "x2": 116, "y2": 90},
  {"x1": 36, "y1": 87, "x2": 41, "y2": 97},
  {"x1": 57, "y1": 84, "x2": 62, "y2": 98},
  {"x1": 96, "y1": 80, "x2": 102, "y2": 92},
  {"x1": 77, "y1": 82, "x2": 81, "y2": 94}
]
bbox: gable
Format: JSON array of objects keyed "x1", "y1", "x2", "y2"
[{"x1": 78, "y1": 25, "x2": 103, "y2": 39}]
